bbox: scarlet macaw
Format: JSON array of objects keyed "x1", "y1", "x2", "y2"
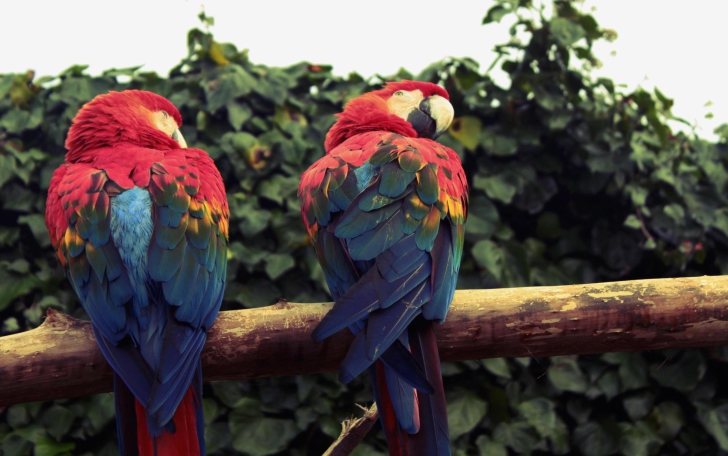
[
  {"x1": 299, "y1": 81, "x2": 468, "y2": 455},
  {"x1": 45, "y1": 90, "x2": 228, "y2": 456}
]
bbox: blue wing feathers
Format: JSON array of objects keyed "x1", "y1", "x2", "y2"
[
  {"x1": 365, "y1": 281, "x2": 428, "y2": 360},
  {"x1": 317, "y1": 231, "x2": 358, "y2": 300},
  {"x1": 147, "y1": 238, "x2": 184, "y2": 282},
  {"x1": 338, "y1": 331, "x2": 370, "y2": 384},
  {"x1": 162, "y1": 245, "x2": 199, "y2": 307},
  {"x1": 94, "y1": 326, "x2": 155, "y2": 403},
  {"x1": 306, "y1": 137, "x2": 463, "y2": 451},
  {"x1": 380, "y1": 340, "x2": 434, "y2": 394},
  {"x1": 377, "y1": 261, "x2": 430, "y2": 309},
  {"x1": 70, "y1": 164, "x2": 226, "y2": 440},
  {"x1": 424, "y1": 224, "x2": 457, "y2": 322},
  {"x1": 347, "y1": 208, "x2": 406, "y2": 261},
  {"x1": 312, "y1": 267, "x2": 381, "y2": 341}
]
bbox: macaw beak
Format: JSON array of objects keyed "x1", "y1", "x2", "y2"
[
  {"x1": 172, "y1": 128, "x2": 188, "y2": 148},
  {"x1": 406, "y1": 94, "x2": 454, "y2": 140}
]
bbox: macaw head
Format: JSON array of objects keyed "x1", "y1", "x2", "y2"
[
  {"x1": 324, "y1": 80, "x2": 454, "y2": 152},
  {"x1": 65, "y1": 90, "x2": 187, "y2": 163}
]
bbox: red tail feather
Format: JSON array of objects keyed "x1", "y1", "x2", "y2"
[
  {"x1": 374, "y1": 361, "x2": 410, "y2": 456},
  {"x1": 134, "y1": 388, "x2": 201, "y2": 456}
]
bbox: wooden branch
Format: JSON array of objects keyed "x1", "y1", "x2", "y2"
[
  {"x1": 323, "y1": 403, "x2": 379, "y2": 456},
  {"x1": 3, "y1": 276, "x2": 728, "y2": 406}
]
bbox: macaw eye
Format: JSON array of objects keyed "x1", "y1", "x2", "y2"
[
  {"x1": 394, "y1": 91, "x2": 405, "y2": 96},
  {"x1": 162, "y1": 111, "x2": 169, "y2": 119}
]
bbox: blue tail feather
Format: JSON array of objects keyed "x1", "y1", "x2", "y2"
[{"x1": 383, "y1": 360, "x2": 419, "y2": 434}]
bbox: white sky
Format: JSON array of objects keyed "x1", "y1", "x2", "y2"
[{"x1": 1, "y1": 1, "x2": 726, "y2": 140}]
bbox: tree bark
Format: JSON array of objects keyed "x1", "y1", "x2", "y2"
[{"x1": 2, "y1": 276, "x2": 728, "y2": 406}]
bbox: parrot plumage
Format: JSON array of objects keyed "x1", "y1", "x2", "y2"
[
  {"x1": 45, "y1": 90, "x2": 228, "y2": 456},
  {"x1": 298, "y1": 81, "x2": 468, "y2": 455}
]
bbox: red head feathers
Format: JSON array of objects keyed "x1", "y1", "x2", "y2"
[
  {"x1": 65, "y1": 90, "x2": 183, "y2": 163},
  {"x1": 324, "y1": 80, "x2": 450, "y2": 153}
]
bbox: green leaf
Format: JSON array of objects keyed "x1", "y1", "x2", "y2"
[
  {"x1": 1, "y1": 432, "x2": 32, "y2": 456},
  {"x1": 204, "y1": 66, "x2": 257, "y2": 112},
  {"x1": 227, "y1": 101, "x2": 252, "y2": 131},
  {"x1": 265, "y1": 253, "x2": 295, "y2": 280},
  {"x1": 476, "y1": 435, "x2": 507, "y2": 456},
  {"x1": 481, "y1": 358, "x2": 511, "y2": 378},
  {"x1": 663, "y1": 203, "x2": 685, "y2": 223},
  {"x1": 211, "y1": 382, "x2": 250, "y2": 409},
  {"x1": 0, "y1": 269, "x2": 40, "y2": 312},
  {"x1": 59, "y1": 64, "x2": 89, "y2": 76},
  {"x1": 465, "y1": 196, "x2": 500, "y2": 238},
  {"x1": 519, "y1": 398, "x2": 568, "y2": 452},
  {"x1": 649, "y1": 350, "x2": 705, "y2": 392},
  {"x1": 493, "y1": 421, "x2": 540, "y2": 453},
  {"x1": 622, "y1": 392, "x2": 654, "y2": 421},
  {"x1": 258, "y1": 175, "x2": 299, "y2": 205},
  {"x1": 471, "y1": 240, "x2": 503, "y2": 279},
  {"x1": 481, "y1": 129, "x2": 518, "y2": 156},
  {"x1": 623, "y1": 214, "x2": 641, "y2": 230},
  {"x1": 204, "y1": 422, "x2": 231, "y2": 455},
  {"x1": 629, "y1": 133, "x2": 658, "y2": 171},
  {"x1": 41, "y1": 405, "x2": 73, "y2": 440},
  {"x1": 220, "y1": 132, "x2": 258, "y2": 155},
  {"x1": 241, "y1": 210, "x2": 271, "y2": 237},
  {"x1": 699, "y1": 404, "x2": 728, "y2": 451},
  {"x1": 449, "y1": 116, "x2": 482, "y2": 151},
  {"x1": 18, "y1": 214, "x2": 50, "y2": 247},
  {"x1": 649, "y1": 401, "x2": 683, "y2": 440},
  {"x1": 231, "y1": 417, "x2": 298, "y2": 456},
  {"x1": 596, "y1": 370, "x2": 620, "y2": 400},
  {"x1": 602, "y1": 352, "x2": 648, "y2": 391},
  {"x1": 474, "y1": 174, "x2": 517, "y2": 204},
  {"x1": 0, "y1": 108, "x2": 33, "y2": 134},
  {"x1": 6, "y1": 404, "x2": 29, "y2": 428},
  {"x1": 102, "y1": 65, "x2": 143, "y2": 77},
  {"x1": 33, "y1": 436, "x2": 75, "y2": 456},
  {"x1": 625, "y1": 184, "x2": 648, "y2": 207},
  {"x1": 573, "y1": 422, "x2": 620, "y2": 456},
  {"x1": 619, "y1": 422, "x2": 663, "y2": 456},
  {"x1": 447, "y1": 391, "x2": 487, "y2": 439},
  {"x1": 534, "y1": 88, "x2": 564, "y2": 112},
  {"x1": 0, "y1": 155, "x2": 18, "y2": 188},
  {"x1": 482, "y1": 5, "x2": 509, "y2": 24},
  {"x1": 3, "y1": 316, "x2": 20, "y2": 333},
  {"x1": 550, "y1": 18, "x2": 586, "y2": 47},
  {"x1": 86, "y1": 393, "x2": 116, "y2": 433},
  {"x1": 548, "y1": 356, "x2": 588, "y2": 393}
]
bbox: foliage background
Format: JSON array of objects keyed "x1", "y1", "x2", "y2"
[{"x1": 3, "y1": 1, "x2": 728, "y2": 454}]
